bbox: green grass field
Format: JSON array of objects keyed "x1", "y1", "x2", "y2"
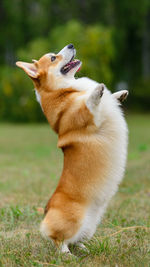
[{"x1": 0, "y1": 114, "x2": 150, "y2": 267}]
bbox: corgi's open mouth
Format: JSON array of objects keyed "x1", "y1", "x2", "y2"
[{"x1": 61, "y1": 57, "x2": 81, "y2": 74}]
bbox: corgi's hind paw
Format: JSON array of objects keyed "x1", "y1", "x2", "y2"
[
  {"x1": 61, "y1": 243, "x2": 71, "y2": 254},
  {"x1": 77, "y1": 242, "x2": 89, "y2": 252}
]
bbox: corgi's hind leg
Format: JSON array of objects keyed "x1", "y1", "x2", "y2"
[{"x1": 40, "y1": 199, "x2": 85, "y2": 253}]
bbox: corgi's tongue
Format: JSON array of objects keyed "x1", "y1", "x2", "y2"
[
  {"x1": 67, "y1": 60, "x2": 81, "y2": 72},
  {"x1": 61, "y1": 59, "x2": 81, "y2": 74}
]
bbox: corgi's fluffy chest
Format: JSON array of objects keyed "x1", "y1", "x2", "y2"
[{"x1": 16, "y1": 44, "x2": 128, "y2": 254}]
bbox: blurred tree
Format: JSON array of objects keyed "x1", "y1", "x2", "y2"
[
  {"x1": 0, "y1": 65, "x2": 44, "y2": 122},
  {"x1": 0, "y1": 0, "x2": 150, "y2": 121},
  {"x1": 112, "y1": 0, "x2": 150, "y2": 81},
  {"x1": 50, "y1": 21, "x2": 115, "y2": 85},
  {"x1": 142, "y1": 8, "x2": 150, "y2": 79},
  {"x1": 1, "y1": 0, "x2": 150, "y2": 82},
  {"x1": 0, "y1": 21, "x2": 115, "y2": 122}
]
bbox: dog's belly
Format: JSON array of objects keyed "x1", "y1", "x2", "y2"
[
  {"x1": 67, "y1": 138, "x2": 127, "y2": 244},
  {"x1": 80, "y1": 202, "x2": 107, "y2": 239},
  {"x1": 67, "y1": 179, "x2": 119, "y2": 244},
  {"x1": 67, "y1": 175, "x2": 121, "y2": 244}
]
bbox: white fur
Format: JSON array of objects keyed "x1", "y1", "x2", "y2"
[
  {"x1": 40, "y1": 220, "x2": 50, "y2": 240},
  {"x1": 35, "y1": 89, "x2": 43, "y2": 111},
  {"x1": 39, "y1": 45, "x2": 128, "y2": 252},
  {"x1": 113, "y1": 90, "x2": 128, "y2": 100},
  {"x1": 48, "y1": 45, "x2": 82, "y2": 81},
  {"x1": 61, "y1": 243, "x2": 71, "y2": 254},
  {"x1": 64, "y1": 87, "x2": 128, "y2": 248},
  {"x1": 40, "y1": 83, "x2": 128, "y2": 250}
]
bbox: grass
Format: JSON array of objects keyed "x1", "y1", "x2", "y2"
[{"x1": 0, "y1": 113, "x2": 150, "y2": 267}]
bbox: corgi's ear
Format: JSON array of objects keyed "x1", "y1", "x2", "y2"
[
  {"x1": 113, "y1": 90, "x2": 128, "y2": 102},
  {"x1": 16, "y1": 61, "x2": 39, "y2": 79}
]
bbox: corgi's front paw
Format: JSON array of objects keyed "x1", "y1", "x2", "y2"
[
  {"x1": 87, "y1": 83, "x2": 104, "y2": 109},
  {"x1": 113, "y1": 90, "x2": 129, "y2": 102},
  {"x1": 93, "y1": 84, "x2": 104, "y2": 104},
  {"x1": 118, "y1": 90, "x2": 128, "y2": 102}
]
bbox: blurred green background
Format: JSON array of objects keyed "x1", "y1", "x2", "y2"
[
  {"x1": 0, "y1": 3, "x2": 150, "y2": 265},
  {"x1": 0, "y1": 0, "x2": 150, "y2": 122}
]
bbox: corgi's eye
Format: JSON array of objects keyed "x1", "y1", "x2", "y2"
[{"x1": 51, "y1": 56, "x2": 56, "y2": 62}]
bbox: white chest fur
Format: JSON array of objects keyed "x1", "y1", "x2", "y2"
[{"x1": 35, "y1": 89, "x2": 43, "y2": 111}]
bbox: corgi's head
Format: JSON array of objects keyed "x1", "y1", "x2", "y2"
[{"x1": 16, "y1": 44, "x2": 81, "y2": 91}]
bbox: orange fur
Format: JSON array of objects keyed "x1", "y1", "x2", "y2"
[{"x1": 16, "y1": 50, "x2": 126, "y2": 249}]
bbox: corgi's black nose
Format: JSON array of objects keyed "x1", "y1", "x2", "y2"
[{"x1": 67, "y1": 44, "x2": 74, "y2": 49}]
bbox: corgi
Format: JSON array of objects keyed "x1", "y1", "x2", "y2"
[{"x1": 16, "y1": 44, "x2": 128, "y2": 254}]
